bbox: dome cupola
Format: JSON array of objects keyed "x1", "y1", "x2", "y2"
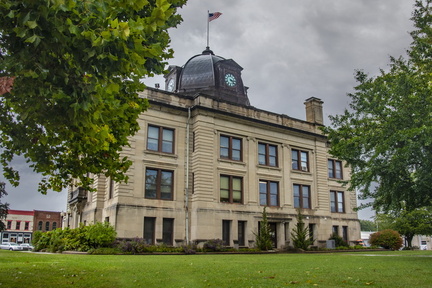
[{"x1": 164, "y1": 48, "x2": 250, "y2": 106}]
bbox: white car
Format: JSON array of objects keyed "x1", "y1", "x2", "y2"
[
  {"x1": 20, "y1": 243, "x2": 34, "y2": 251},
  {"x1": 0, "y1": 242, "x2": 23, "y2": 251}
]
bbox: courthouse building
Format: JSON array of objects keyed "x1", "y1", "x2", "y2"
[{"x1": 66, "y1": 47, "x2": 360, "y2": 249}]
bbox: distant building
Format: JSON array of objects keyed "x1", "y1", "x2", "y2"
[
  {"x1": 33, "y1": 210, "x2": 62, "y2": 233},
  {"x1": 66, "y1": 47, "x2": 361, "y2": 249},
  {"x1": 1, "y1": 209, "x2": 62, "y2": 244}
]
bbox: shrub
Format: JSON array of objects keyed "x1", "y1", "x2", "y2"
[
  {"x1": 85, "y1": 222, "x2": 117, "y2": 249},
  {"x1": 203, "y1": 239, "x2": 224, "y2": 252},
  {"x1": 88, "y1": 247, "x2": 122, "y2": 255},
  {"x1": 369, "y1": 229, "x2": 403, "y2": 250},
  {"x1": 182, "y1": 243, "x2": 197, "y2": 255},
  {"x1": 329, "y1": 233, "x2": 349, "y2": 248},
  {"x1": 33, "y1": 222, "x2": 117, "y2": 252}
]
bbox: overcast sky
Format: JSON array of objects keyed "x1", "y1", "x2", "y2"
[{"x1": 1, "y1": 0, "x2": 416, "y2": 220}]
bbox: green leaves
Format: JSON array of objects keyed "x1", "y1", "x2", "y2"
[{"x1": 0, "y1": 0, "x2": 186, "y2": 193}]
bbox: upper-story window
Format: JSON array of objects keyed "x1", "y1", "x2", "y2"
[
  {"x1": 24, "y1": 222, "x2": 30, "y2": 230},
  {"x1": 293, "y1": 184, "x2": 311, "y2": 209},
  {"x1": 145, "y1": 168, "x2": 174, "y2": 200},
  {"x1": 220, "y1": 135, "x2": 242, "y2": 161},
  {"x1": 259, "y1": 180, "x2": 279, "y2": 207},
  {"x1": 328, "y1": 159, "x2": 343, "y2": 179},
  {"x1": 258, "y1": 143, "x2": 278, "y2": 167},
  {"x1": 15, "y1": 221, "x2": 21, "y2": 230},
  {"x1": 330, "y1": 191, "x2": 345, "y2": 213},
  {"x1": 7, "y1": 221, "x2": 12, "y2": 230},
  {"x1": 220, "y1": 175, "x2": 243, "y2": 204},
  {"x1": 292, "y1": 149, "x2": 309, "y2": 172},
  {"x1": 147, "y1": 125, "x2": 174, "y2": 154}
]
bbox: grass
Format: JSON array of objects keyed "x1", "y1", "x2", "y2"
[{"x1": 0, "y1": 250, "x2": 431, "y2": 287}]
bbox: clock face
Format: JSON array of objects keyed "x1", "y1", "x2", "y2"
[
  {"x1": 224, "y1": 73, "x2": 237, "y2": 87},
  {"x1": 167, "y1": 78, "x2": 175, "y2": 92}
]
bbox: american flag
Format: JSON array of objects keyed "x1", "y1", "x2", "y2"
[{"x1": 208, "y1": 12, "x2": 222, "y2": 22}]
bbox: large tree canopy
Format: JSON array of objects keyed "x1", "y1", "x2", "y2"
[
  {"x1": 322, "y1": 0, "x2": 432, "y2": 212},
  {"x1": 0, "y1": 0, "x2": 186, "y2": 193}
]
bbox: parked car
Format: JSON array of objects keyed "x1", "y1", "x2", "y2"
[
  {"x1": 20, "y1": 243, "x2": 34, "y2": 251},
  {"x1": 0, "y1": 242, "x2": 23, "y2": 251}
]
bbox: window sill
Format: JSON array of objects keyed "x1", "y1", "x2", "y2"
[
  {"x1": 144, "y1": 150, "x2": 178, "y2": 159},
  {"x1": 291, "y1": 169, "x2": 312, "y2": 176},
  {"x1": 218, "y1": 158, "x2": 246, "y2": 166}
]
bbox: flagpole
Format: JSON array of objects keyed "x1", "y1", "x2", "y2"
[{"x1": 206, "y1": 10, "x2": 210, "y2": 49}]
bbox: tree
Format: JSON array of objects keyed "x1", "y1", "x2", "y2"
[
  {"x1": 255, "y1": 207, "x2": 273, "y2": 251},
  {"x1": 359, "y1": 219, "x2": 378, "y2": 232},
  {"x1": 322, "y1": 0, "x2": 432, "y2": 213},
  {"x1": 0, "y1": 0, "x2": 186, "y2": 193},
  {"x1": 0, "y1": 182, "x2": 9, "y2": 231},
  {"x1": 290, "y1": 210, "x2": 314, "y2": 250},
  {"x1": 385, "y1": 207, "x2": 432, "y2": 248}
]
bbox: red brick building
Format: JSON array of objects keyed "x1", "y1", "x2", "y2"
[{"x1": 1, "y1": 209, "x2": 62, "y2": 244}]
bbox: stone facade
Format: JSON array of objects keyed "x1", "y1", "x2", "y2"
[{"x1": 66, "y1": 88, "x2": 360, "y2": 249}]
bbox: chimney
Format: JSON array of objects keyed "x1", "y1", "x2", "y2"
[{"x1": 304, "y1": 97, "x2": 324, "y2": 125}]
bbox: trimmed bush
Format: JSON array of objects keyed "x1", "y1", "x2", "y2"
[
  {"x1": 369, "y1": 229, "x2": 403, "y2": 250},
  {"x1": 33, "y1": 222, "x2": 117, "y2": 252}
]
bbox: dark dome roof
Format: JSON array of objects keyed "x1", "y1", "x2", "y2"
[{"x1": 179, "y1": 48, "x2": 224, "y2": 90}]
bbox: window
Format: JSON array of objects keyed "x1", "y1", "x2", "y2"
[
  {"x1": 292, "y1": 149, "x2": 309, "y2": 171},
  {"x1": 259, "y1": 180, "x2": 279, "y2": 206},
  {"x1": 238, "y1": 221, "x2": 246, "y2": 246},
  {"x1": 144, "y1": 217, "x2": 156, "y2": 245},
  {"x1": 220, "y1": 175, "x2": 242, "y2": 203},
  {"x1": 24, "y1": 222, "x2": 30, "y2": 230},
  {"x1": 38, "y1": 221, "x2": 42, "y2": 231},
  {"x1": 258, "y1": 143, "x2": 278, "y2": 167},
  {"x1": 332, "y1": 225, "x2": 339, "y2": 236},
  {"x1": 328, "y1": 159, "x2": 343, "y2": 179},
  {"x1": 342, "y1": 226, "x2": 348, "y2": 243},
  {"x1": 330, "y1": 191, "x2": 345, "y2": 213},
  {"x1": 222, "y1": 220, "x2": 231, "y2": 246},
  {"x1": 147, "y1": 125, "x2": 174, "y2": 153},
  {"x1": 220, "y1": 135, "x2": 242, "y2": 161},
  {"x1": 145, "y1": 168, "x2": 174, "y2": 200},
  {"x1": 108, "y1": 178, "x2": 114, "y2": 199},
  {"x1": 309, "y1": 224, "x2": 315, "y2": 242},
  {"x1": 45, "y1": 221, "x2": 50, "y2": 231},
  {"x1": 162, "y1": 218, "x2": 174, "y2": 246},
  {"x1": 52, "y1": 222, "x2": 57, "y2": 230},
  {"x1": 7, "y1": 221, "x2": 12, "y2": 230},
  {"x1": 15, "y1": 221, "x2": 21, "y2": 230},
  {"x1": 293, "y1": 184, "x2": 311, "y2": 209}
]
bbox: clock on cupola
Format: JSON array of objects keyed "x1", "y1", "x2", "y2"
[{"x1": 164, "y1": 47, "x2": 250, "y2": 106}]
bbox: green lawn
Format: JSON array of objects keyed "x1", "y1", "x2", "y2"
[{"x1": 0, "y1": 250, "x2": 431, "y2": 287}]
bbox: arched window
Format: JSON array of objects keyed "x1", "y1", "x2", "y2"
[
  {"x1": 52, "y1": 222, "x2": 57, "y2": 230},
  {"x1": 38, "y1": 221, "x2": 43, "y2": 231},
  {"x1": 45, "y1": 221, "x2": 50, "y2": 231}
]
